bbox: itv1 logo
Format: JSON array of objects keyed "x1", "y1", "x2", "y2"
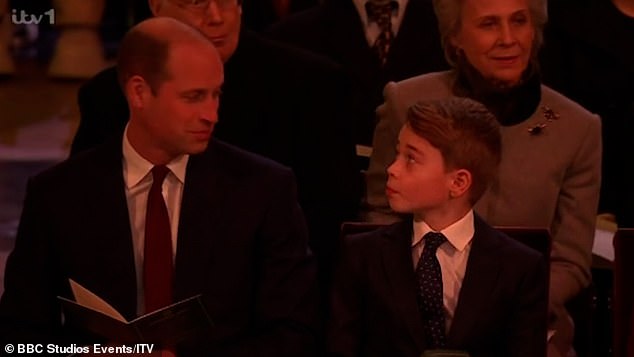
[{"x1": 6, "y1": 8, "x2": 56, "y2": 25}]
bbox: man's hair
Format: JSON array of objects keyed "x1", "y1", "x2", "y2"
[
  {"x1": 406, "y1": 97, "x2": 501, "y2": 204},
  {"x1": 116, "y1": 27, "x2": 171, "y2": 95}
]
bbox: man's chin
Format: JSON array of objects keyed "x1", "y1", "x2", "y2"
[{"x1": 187, "y1": 142, "x2": 210, "y2": 155}]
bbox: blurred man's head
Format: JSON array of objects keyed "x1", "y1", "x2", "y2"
[
  {"x1": 118, "y1": 17, "x2": 224, "y2": 165},
  {"x1": 148, "y1": 0, "x2": 242, "y2": 62}
]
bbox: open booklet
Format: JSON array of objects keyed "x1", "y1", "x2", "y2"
[{"x1": 58, "y1": 279, "x2": 213, "y2": 345}]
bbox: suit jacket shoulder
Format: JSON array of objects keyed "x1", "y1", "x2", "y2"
[
  {"x1": 540, "y1": 85, "x2": 600, "y2": 123},
  {"x1": 202, "y1": 139, "x2": 296, "y2": 184}
]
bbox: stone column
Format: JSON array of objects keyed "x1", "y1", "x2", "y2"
[{"x1": 48, "y1": 0, "x2": 107, "y2": 79}]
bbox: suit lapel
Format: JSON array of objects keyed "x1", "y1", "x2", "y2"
[
  {"x1": 386, "y1": 0, "x2": 444, "y2": 76},
  {"x1": 325, "y1": 1, "x2": 383, "y2": 85},
  {"x1": 379, "y1": 220, "x2": 427, "y2": 352},
  {"x1": 82, "y1": 137, "x2": 137, "y2": 319},
  {"x1": 173, "y1": 141, "x2": 233, "y2": 300},
  {"x1": 447, "y1": 215, "x2": 502, "y2": 346}
]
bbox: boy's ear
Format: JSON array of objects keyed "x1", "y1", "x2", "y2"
[{"x1": 448, "y1": 169, "x2": 472, "y2": 199}]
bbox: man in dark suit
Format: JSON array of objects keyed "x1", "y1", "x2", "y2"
[
  {"x1": 71, "y1": 0, "x2": 361, "y2": 288},
  {"x1": 266, "y1": 0, "x2": 448, "y2": 148},
  {"x1": 0, "y1": 18, "x2": 317, "y2": 356},
  {"x1": 328, "y1": 99, "x2": 547, "y2": 357}
]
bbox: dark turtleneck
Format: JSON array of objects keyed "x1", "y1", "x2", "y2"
[{"x1": 451, "y1": 58, "x2": 542, "y2": 126}]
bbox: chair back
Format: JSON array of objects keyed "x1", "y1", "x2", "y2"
[
  {"x1": 613, "y1": 229, "x2": 634, "y2": 357},
  {"x1": 494, "y1": 226, "x2": 551, "y2": 258},
  {"x1": 340, "y1": 222, "x2": 552, "y2": 256}
]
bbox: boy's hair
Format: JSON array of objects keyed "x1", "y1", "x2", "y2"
[{"x1": 406, "y1": 97, "x2": 501, "y2": 204}]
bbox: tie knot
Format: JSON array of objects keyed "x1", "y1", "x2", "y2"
[
  {"x1": 151, "y1": 165, "x2": 170, "y2": 186},
  {"x1": 423, "y1": 232, "x2": 447, "y2": 252},
  {"x1": 365, "y1": 0, "x2": 397, "y2": 24}
]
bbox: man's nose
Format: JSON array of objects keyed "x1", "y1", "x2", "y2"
[{"x1": 201, "y1": 99, "x2": 220, "y2": 124}]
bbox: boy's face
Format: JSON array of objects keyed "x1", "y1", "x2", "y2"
[{"x1": 386, "y1": 125, "x2": 455, "y2": 216}]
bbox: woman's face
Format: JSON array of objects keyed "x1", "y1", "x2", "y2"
[{"x1": 451, "y1": 0, "x2": 535, "y2": 85}]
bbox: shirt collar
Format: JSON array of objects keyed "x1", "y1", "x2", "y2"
[
  {"x1": 122, "y1": 124, "x2": 189, "y2": 188},
  {"x1": 412, "y1": 210, "x2": 475, "y2": 252},
  {"x1": 353, "y1": 0, "x2": 408, "y2": 27}
]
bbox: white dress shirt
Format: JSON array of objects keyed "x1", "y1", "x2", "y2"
[
  {"x1": 122, "y1": 125, "x2": 189, "y2": 315},
  {"x1": 353, "y1": 0, "x2": 409, "y2": 47},
  {"x1": 412, "y1": 210, "x2": 475, "y2": 333}
]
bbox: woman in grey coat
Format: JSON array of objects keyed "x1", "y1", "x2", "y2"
[{"x1": 365, "y1": 0, "x2": 601, "y2": 356}]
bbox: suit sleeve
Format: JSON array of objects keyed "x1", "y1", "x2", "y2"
[
  {"x1": 219, "y1": 169, "x2": 319, "y2": 357},
  {"x1": 0, "y1": 178, "x2": 66, "y2": 343},
  {"x1": 507, "y1": 254, "x2": 549, "y2": 357},
  {"x1": 327, "y1": 236, "x2": 365, "y2": 357},
  {"x1": 549, "y1": 115, "x2": 601, "y2": 307},
  {"x1": 364, "y1": 81, "x2": 406, "y2": 223}
]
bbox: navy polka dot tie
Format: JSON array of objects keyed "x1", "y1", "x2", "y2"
[{"x1": 415, "y1": 232, "x2": 448, "y2": 348}]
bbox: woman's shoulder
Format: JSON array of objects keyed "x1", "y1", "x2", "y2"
[{"x1": 540, "y1": 85, "x2": 599, "y2": 123}]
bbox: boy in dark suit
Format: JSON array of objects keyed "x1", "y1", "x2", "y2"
[{"x1": 328, "y1": 98, "x2": 547, "y2": 357}]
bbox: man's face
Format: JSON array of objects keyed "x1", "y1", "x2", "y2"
[
  {"x1": 149, "y1": 0, "x2": 242, "y2": 62},
  {"x1": 386, "y1": 125, "x2": 455, "y2": 216},
  {"x1": 140, "y1": 42, "x2": 224, "y2": 161}
]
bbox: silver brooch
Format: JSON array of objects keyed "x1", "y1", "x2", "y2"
[{"x1": 528, "y1": 106, "x2": 560, "y2": 135}]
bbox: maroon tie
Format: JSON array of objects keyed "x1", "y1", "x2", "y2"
[{"x1": 144, "y1": 165, "x2": 173, "y2": 314}]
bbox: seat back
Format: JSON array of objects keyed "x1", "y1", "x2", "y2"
[
  {"x1": 340, "y1": 222, "x2": 552, "y2": 257},
  {"x1": 613, "y1": 229, "x2": 634, "y2": 357},
  {"x1": 494, "y1": 226, "x2": 551, "y2": 258}
]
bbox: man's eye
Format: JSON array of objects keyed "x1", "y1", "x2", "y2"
[
  {"x1": 479, "y1": 20, "x2": 495, "y2": 28},
  {"x1": 183, "y1": 92, "x2": 204, "y2": 101}
]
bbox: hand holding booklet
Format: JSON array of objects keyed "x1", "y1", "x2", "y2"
[{"x1": 58, "y1": 279, "x2": 213, "y2": 345}]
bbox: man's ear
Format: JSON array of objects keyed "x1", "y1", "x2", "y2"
[
  {"x1": 148, "y1": 0, "x2": 163, "y2": 16},
  {"x1": 125, "y1": 75, "x2": 151, "y2": 109},
  {"x1": 448, "y1": 169, "x2": 472, "y2": 199}
]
